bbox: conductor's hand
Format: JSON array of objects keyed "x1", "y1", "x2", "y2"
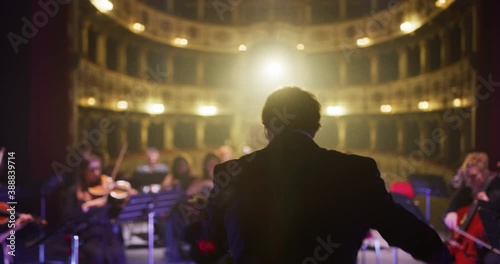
[{"x1": 444, "y1": 212, "x2": 458, "y2": 230}]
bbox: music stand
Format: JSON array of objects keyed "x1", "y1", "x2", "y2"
[
  {"x1": 115, "y1": 190, "x2": 181, "y2": 264},
  {"x1": 408, "y1": 174, "x2": 450, "y2": 222},
  {"x1": 129, "y1": 172, "x2": 167, "y2": 190},
  {"x1": 478, "y1": 200, "x2": 500, "y2": 250},
  {"x1": 26, "y1": 208, "x2": 103, "y2": 264}
]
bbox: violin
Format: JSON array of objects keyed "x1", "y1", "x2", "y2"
[
  {"x1": 0, "y1": 202, "x2": 47, "y2": 227},
  {"x1": 83, "y1": 144, "x2": 136, "y2": 218},
  {"x1": 87, "y1": 174, "x2": 132, "y2": 200}
]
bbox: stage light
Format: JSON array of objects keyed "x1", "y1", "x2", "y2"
[
  {"x1": 174, "y1": 38, "x2": 188, "y2": 46},
  {"x1": 400, "y1": 21, "x2": 416, "y2": 33},
  {"x1": 326, "y1": 106, "x2": 345, "y2": 116},
  {"x1": 263, "y1": 59, "x2": 284, "y2": 78},
  {"x1": 452, "y1": 98, "x2": 462, "y2": 107},
  {"x1": 90, "y1": 0, "x2": 113, "y2": 13},
  {"x1": 296, "y1": 43, "x2": 305, "y2": 50},
  {"x1": 87, "y1": 97, "x2": 96, "y2": 106},
  {"x1": 116, "y1": 100, "x2": 128, "y2": 110},
  {"x1": 148, "y1": 103, "x2": 165, "y2": 114},
  {"x1": 198, "y1": 106, "x2": 217, "y2": 116},
  {"x1": 132, "y1": 23, "x2": 145, "y2": 32},
  {"x1": 418, "y1": 101, "x2": 429, "y2": 110},
  {"x1": 380, "y1": 104, "x2": 392, "y2": 113},
  {"x1": 239, "y1": 44, "x2": 247, "y2": 51},
  {"x1": 435, "y1": 0, "x2": 451, "y2": 8},
  {"x1": 356, "y1": 37, "x2": 370, "y2": 47}
]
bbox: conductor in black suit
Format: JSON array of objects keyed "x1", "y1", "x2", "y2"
[{"x1": 205, "y1": 87, "x2": 451, "y2": 263}]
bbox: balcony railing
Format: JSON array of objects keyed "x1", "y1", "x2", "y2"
[{"x1": 86, "y1": 0, "x2": 455, "y2": 53}]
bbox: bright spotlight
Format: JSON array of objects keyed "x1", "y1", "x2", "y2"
[
  {"x1": 239, "y1": 44, "x2": 247, "y2": 51},
  {"x1": 296, "y1": 43, "x2": 305, "y2": 50},
  {"x1": 87, "y1": 97, "x2": 96, "y2": 106},
  {"x1": 263, "y1": 60, "x2": 284, "y2": 77},
  {"x1": 380, "y1": 104, "x2": 392, "y2": 113},
  {"x1": 198, "y1": 106, "x2": 217, "y2": 116},
  {"x1": 148, "y1": 103, "x2": 165, "y2": 114},
  {"x1": 90, "y1": 0, "x2": 113, "y2": 13},
  {"x1": 452, "y1": 98, "x2": 462, "y2": 107},
  {"x1": 116, "y1": 100, "x2": 128, "y2": 110},
  {"x1": 435, "y1": 0, "x2": 451, "y2": 8},
  {"x1": 356, "y1": 37, "x2": 371, "y2": 47},
  {"x1": 132, "y1": 23, "x2": 145, "y2": 32},
  {"x1": 400, "y1": 21, "x2": 416, "y2": 33},
  {"x1": 418, "y1": 101, "x2": 429, "y2": 110},
  {"x1": 174, "y1": 38, "x2": 188, "y2": 46},
  {"x1": 326, "y1": 106, "x2": 345, "y2": 116}
]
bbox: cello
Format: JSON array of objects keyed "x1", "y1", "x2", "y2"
[{"x1": 447, "y1": 175, "x2": 500, "y2": 263}]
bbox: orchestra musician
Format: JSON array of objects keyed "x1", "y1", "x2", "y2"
[
  {"x1": 0, "y1": 146, "x2": 35, "y2": 264},
  {"x1": 63, "y1": 153, "x2": 127, "y2": 264},
  {"x1": 444, "y1": 152, "x2": 500, "y2": 263}
]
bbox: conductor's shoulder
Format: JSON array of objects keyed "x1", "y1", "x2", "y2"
[{"x1": 213, "y1": 149, "x2": 265, "y2": 176}]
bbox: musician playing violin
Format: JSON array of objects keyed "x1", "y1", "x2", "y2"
[
  {"x1": 444, "y1": 152, "x2": 500, "y2": 264},
  {"x1": 63, "y1": 153, "x2": 127, "y2": 264}
]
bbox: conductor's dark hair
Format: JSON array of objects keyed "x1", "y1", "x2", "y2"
[{"x1": 261, "y1": 86, "x2": 321, "y2": 135}]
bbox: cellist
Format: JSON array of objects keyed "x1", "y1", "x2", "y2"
[{"x1": 444, "y1": 152, "x2": 500, "y2": 263}]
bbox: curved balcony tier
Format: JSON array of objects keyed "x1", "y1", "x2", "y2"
[{"x1": 85, "y1": 0, "x2": 460, "y2": 53}]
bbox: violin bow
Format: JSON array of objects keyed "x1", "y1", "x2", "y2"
[
  {"x1": 110, "y1": 143, "x2": 128, "y2": 181},
  {"x1": 453, "y1": 226, "x2": 500, "y2": 255}
]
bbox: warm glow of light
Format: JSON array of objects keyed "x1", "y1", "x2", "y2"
[
  {"x1": 418, "y1": 101, "x2": 430, "y2": 110},
  {"x1": 356, "y1": 37, "x2": 370, "y2": 47},
  {"x1": 400, "y1": 21, "x2": 417, "y2": 33},
  {"x1": 90, "y1": 0, "x2": 113, "y2": 13},
  {"x1": 242, "y1": 145, "x2": 252, "y2": 154},
  {"x1": 380, "y1": 104, "x2": 393, "y2": 113},
  {"x1": 435, "y1": 0, "x2": 451, "y2": 8},
  {"x1": 132, "y1": 23, "x2": 145, "y2": 32},
  {"x1": 174, "y1": 38, "x2": 188, "y2": 46},
  {"x1": 238, "y1": 44, "x2": 247, "y2": 51},
  {"x1": 326, "y1": 106, "x2": 345, "y2": 116},
  {"x1": 116, "y1": 100, "x2": 128, "y2": 110},
  {"x1": 452, "y1": 98, "x2": 462, "y2": 107},
  {"x1": 296, "y1": 43, "x2": 305, "y2": 50},
  {"x1": 263, "y1": 60, "x2": 284, "y2": 77},
  {"x1": 87, "y1": 97, "x2": 96, "y2": 106},
  {"x1": 148, "y1": 103, "x2": 165, "y2": 114},
  {"x1": 198, "y1": 106, "x2": 217, "y2": 116}
]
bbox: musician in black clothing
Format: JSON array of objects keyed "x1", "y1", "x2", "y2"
[
  {"x1": 444, "y1": 156, "x2": 500, "y2": 263},
  {"x1": 63, "y1": 153, "x2": 126, "y2": 264},
  {"x1": 206, "y1": 87, "x2": 451, "y2": 264}
]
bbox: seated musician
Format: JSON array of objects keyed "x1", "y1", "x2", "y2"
[
  {"x1": 444, "y1": 152, "x2": 500, "y2": 263},
  {"x1": 63, "y1": 153, "x2": 127, "y2": 264},
  {"x1": 163, "y1": 153, "x2": 219, "y2": 262},
  {"x1": 450, "y1": 152, "x2": 489, "y2": 189},
  {"x1": 135, "y1": 148, "x2": 169, "y2": 174}
]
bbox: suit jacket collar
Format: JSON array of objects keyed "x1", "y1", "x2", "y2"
[{"x1": 267, "y1": 129, "x2": 319, "y2": 149}]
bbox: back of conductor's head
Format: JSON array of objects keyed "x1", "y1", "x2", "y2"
[{"x1": 261, "y1": 86, "x2": 321, "y2": 137}]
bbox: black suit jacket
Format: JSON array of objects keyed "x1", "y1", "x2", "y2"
[{"x1": 207, "y1": 130, "x2": 449, "y2": 263}]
